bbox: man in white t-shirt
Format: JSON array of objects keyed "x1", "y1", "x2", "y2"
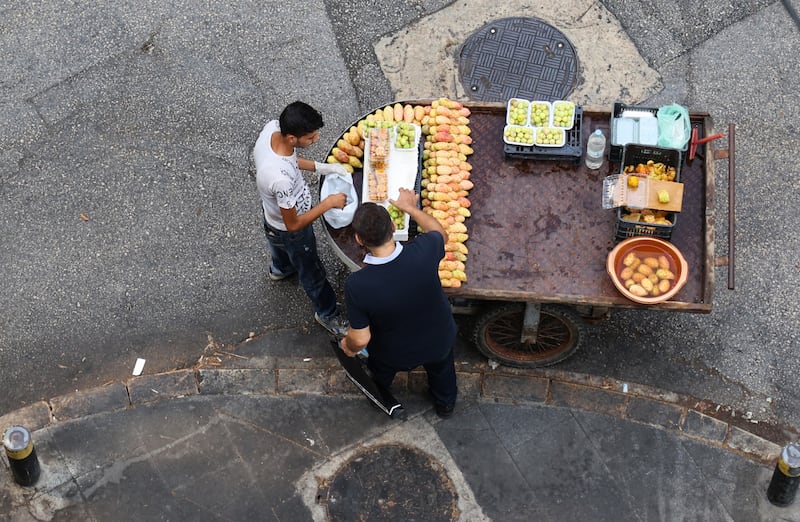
[{"x1": 253, "y1": 101, "x2": 350, "y2": 337}]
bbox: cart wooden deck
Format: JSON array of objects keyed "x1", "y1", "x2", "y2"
[{"x1": 323, "y1": 103, "x2": 715, "y2": 313}]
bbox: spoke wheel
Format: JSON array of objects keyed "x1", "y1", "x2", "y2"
[{"x1": 473, "y1": 303, "x2": 584, "y2": 368}]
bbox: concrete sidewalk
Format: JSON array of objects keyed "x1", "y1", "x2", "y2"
[{"x1": 1, "y1": 330, "x2": 797, "y2": 521}]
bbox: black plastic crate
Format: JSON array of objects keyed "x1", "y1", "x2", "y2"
[
  {"x1": 615, "y1": 208, "x2": 677, "y2": 242},
  {"x1": 620, "y1": 144, "x2": 682, "y2": 180},
  {"x1": 609, "y1": 102, "x2": 687, "y2": 163},
  {"x1": 614, "y1": 143, "x2": 682, "y2": 243},
  {"x1": 504, "y1": 107, "x2": 583, "y2": 165}
]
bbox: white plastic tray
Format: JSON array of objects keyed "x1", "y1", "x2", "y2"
[
  {"x1": 362, "y1": 131, "x2": 418, "y2": 241},
  {"x1": 552, "y1": 101, "x2": 576, "y2": 130},
  {"x1": 529, "y1": 101, "x2": 552, "y2": 127},
  {"x1": 506, "y1": 98, "x2": 531, "y2": 126},
  {"x1": 534, "y1": 128, "x2": 566, "y2": 147},
  {"x1": 503, "y1": 124, "x2": 536, "y2": 146}
]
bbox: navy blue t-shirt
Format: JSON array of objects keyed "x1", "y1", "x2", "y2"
[{"x1": 345, "y1": 232, "x2": 456, "y2": 368}]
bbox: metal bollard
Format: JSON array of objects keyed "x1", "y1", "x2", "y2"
[
  {"x1": 767, "y1": 443, "x2": 800, "y2": 507},
  {"x1": 3, "y1": 426, "x2": 41, "y2": 487}
]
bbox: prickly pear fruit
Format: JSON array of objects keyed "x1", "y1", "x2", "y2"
[
  {"x1": 458, "y1": 144, "x2": 474, "y2": 155},
  {"x1": 337, "y1": 139, "x2": 355, "y2": 155},
  {"x1": 332, "y1": 148, "x2": 349, "y2": 163},
  {"x1": 413, "y1": 105, "x2": 425, "y2": 122},
  {"x1": 346, "y1": 127, "x2": 360, "y2": 145},
  {"x1": 402, "y1": 104, "x2": 412, "y2": 123}
]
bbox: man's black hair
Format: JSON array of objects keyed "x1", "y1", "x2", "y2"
[
  {"x1": 352, "y1": 203, "x2": 393, "y2": 248},
  {"x1": 279, "y1": 101, "x2": 324, "y2": 137}
]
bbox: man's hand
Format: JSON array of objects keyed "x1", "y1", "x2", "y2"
[
  {"x1": 339, "y1": 338, "x2": 358, "y2": 358},
  {"x1": 315, "y1": 162, "x2": 350, "y2": 177},
  {"x1": 325, "y1": 192, "x2": 348, "y2": 210},
  {"x1": 388, "y1": 187, "x2": 419, "y2": 214},
  {"x1": 341, "y1": 326, "x2": 371, "y2": 357},
  {"x1": 389, "y1": 187, "x2": 446, "y2": 240}
]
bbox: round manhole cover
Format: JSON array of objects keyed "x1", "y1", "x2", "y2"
[
  {"x1": 458, "y1": 17, "x2": 578, "y2": 102},
  {"x1": 324, "y1": 444, "x2": 457, "y2": 522}
]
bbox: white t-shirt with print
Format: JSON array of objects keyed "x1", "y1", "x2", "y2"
[{"x1": 253, "y1": 120, "x2": 313, "y2": 231}]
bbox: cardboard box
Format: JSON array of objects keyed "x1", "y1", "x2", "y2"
[{"x1": 603, "y1": 174, "x2": 684, "y2": 212}]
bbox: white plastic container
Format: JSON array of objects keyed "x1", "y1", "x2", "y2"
[
  {"x1": 552, "y1": 101, "x2": 576, "y2": 129},
  {"x1": 506, "y1": 98, "x2": 530, "y2": 126},
  {"x1": 529, "y1": 101, "x2": 551, "y2": 127},
  {"x1": 534, "y1": 127, "x2": 565, "y2": 147},
  {"x1": 503, "y1": 124, "x2": 536, "y2": 146}
]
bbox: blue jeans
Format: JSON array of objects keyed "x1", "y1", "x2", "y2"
[{"x1": 263, "y1": 218, "x2": 338, "y2": 320}]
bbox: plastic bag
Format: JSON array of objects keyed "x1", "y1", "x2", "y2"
[
  {"x1": 320, "y1": 171, "x2": 358, "y2": 229},
  {"x1": 656, "y1": 104, "x2": 690, "y2": 150}
]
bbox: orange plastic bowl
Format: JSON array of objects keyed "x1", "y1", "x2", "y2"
[{"x1": 607, "y1": 237, "x2": 688, "y2": 304}]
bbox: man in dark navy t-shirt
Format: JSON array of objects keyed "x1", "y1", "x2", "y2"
[{"x1": 340, "y1": 188, "x2": 458, "y2": 418}]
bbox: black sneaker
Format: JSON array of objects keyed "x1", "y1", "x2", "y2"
[
  {"x1": 434, "y1": 403, "x2": 455, "y2": 419},
  {"x1": 314, "y1": 312, "x2": 349, "y2": 338},
  {"x1": 268, "y1": 268, "x2": 295, "y2": 281}
]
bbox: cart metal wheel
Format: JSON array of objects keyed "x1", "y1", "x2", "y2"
[{"x1": 472, "y1": 303, "x2": 584, "y2": 368}]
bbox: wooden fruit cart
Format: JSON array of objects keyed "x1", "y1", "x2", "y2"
[{"x1": 322, "y1": 101, "x2": 727, "y2": 368}]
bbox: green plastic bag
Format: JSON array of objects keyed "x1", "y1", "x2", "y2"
[{"x1": 656, "y1": 104, "x2": 690, "y2": 149}]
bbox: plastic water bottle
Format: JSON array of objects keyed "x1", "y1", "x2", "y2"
[{"x1": 585, "y1": 129, "x2": 606, "y2": 169}]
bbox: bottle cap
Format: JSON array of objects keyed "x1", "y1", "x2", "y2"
[
  {"x1": 779, "y1": 444, "x2": 800, "y2": 476},
  {"x1": 3, "y1": 426, "x2": 31, "y2": 452}
]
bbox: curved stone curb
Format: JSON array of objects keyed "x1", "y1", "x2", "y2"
[{"x1": 0, "y1": 357, "x2": 785, "y2": 467}]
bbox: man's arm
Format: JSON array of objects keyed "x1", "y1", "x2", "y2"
[
  {"x1": 280, "y1": 192, "x2": 345, "y2": 232},
  {"x1": 297, "y1": 158, "x2": 316, "y2": 172},
  {"x1": 299, "y1": 158, "x2": 348, "y2": 177},
  {"x1": 280, "y1": 159, "x2": 350, "y2": 232},
  {"x1": 341, "y1": 326, "x2": 371, "y2": 357},
  {"x1": 389, "y1": 188, "x2": 447, "y2": 241}
]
